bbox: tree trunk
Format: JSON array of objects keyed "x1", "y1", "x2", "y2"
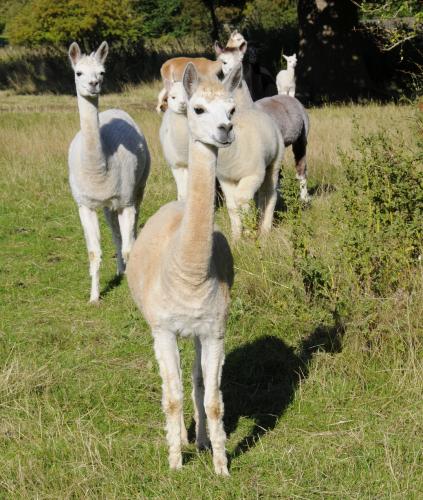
[{"x1": 297, "y1": 0, "x2": 372, "y2": 103}]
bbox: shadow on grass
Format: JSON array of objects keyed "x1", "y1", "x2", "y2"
[
  {"x1": 100, "y1": 273, "x2": 123, "y2": 299},
  {"x1": 222, "y1": 314, "x2": 344, "y2": 461}
]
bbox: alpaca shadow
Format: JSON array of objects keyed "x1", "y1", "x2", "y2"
[
  {"x1": 222, "y1": 316, "x2": 344, "y2": 460},
  {"x1": 100, "y1": 273, "x2": 123, "y2": 299}
]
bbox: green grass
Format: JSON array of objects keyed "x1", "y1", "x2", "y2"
[{"x1": 0, "y1": 88, "x2": 422, "y2": 498}]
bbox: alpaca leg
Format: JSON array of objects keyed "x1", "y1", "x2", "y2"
[
  {"x1": 153, "y1": 330, "x2": 184, "y2": 470},
  {"x1": 103, "y1": 208, "x2": 124, "y2": 275},
  {"x1": 258, "y1": 164, "x2": 280, "y2": 236},
  {"x1": 292, "y1": 136, "x2": 310, "y2": 202},
  {"x1": 201, "y1": 335, "x2": 228, "y2": 476},
  {"x1": 172, "y1": 167, "x2": 188, "y2": 201},
  {"x1": 218, "y1": 179, "x2": 243, "y2": 240},
  {"x1": 79, "y1": 205, "x2": 101, "y2": 303},
  {"x1": 192, "y1": 336, "x2": 209, "y2": 449},
  {"x1": 234, "y1": 174, "x2": 264, "y2": 235},
  {"x1": 118, "y1": 206, "x2": 137, "y2": 265}
]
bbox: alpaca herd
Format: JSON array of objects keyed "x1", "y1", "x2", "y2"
[{"x1": 68, "y1": 32, "x2": 307, "y2": 475}]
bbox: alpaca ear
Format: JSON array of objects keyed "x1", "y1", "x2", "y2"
[
  {"x1": 230, "y1": 29, "x2": 238, "y2": 37},
  {"x1": 182, "y1": 63, "x2": 199, "y2": 99},
  {"x1": 164, "y1": 78, "x2": 172, "y2": 92},
  {"x1": 214, "y1": 41, "x2": 223, "y2": 56},
  {"x1": 239, "y1": 41, "x2": 247, "y2": 55},
  {"x1": 95, "y1": 41, "x2": 109, "y2": 65},
  {"x1": 68, "y1": 42, "x2": 81, "y2": 68},
  {"x1": 223, "y1": 63, "x2": 242, "y2": 93},
  {"x1": 283, "y1": 54, "x2": 288, "y2": 61}
]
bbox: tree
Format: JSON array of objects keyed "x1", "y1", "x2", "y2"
[
  {"x1": 6, "y1": 0, "x2": 143, "y2": 49},
  {"x1": 296, "y1": 0, "x2": 373, "y2": 103}
]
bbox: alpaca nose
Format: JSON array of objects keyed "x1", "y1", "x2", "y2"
[
  {"x1": 218, "y1": 123, "x2": 233, "y2": 134},
  {"x1": 89, "y1": 79, "x2": 99, "y2": 86}
]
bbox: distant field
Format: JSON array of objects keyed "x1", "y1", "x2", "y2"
[{"x1": 0, "y1": 87, "x2": 422, "y2": 498}]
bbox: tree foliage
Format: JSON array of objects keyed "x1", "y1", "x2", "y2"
[{"x1": 6, "y1": 0, "x2": 143, "y2": 49}]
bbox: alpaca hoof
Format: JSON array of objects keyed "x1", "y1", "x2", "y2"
[
  {"x1": 169, "y1": 454, "x2": 182, "y2": 470},
  {"x1": 196, "y1": 438, "x2": 211, "y2": 451},
  {"x1": 214, "y1": 459, "x2": 229, "y2": 476}
]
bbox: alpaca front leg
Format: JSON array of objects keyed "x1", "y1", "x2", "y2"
[
  {"x1": 79, "y1": 205, "x2": 101, "y2": 303},
  {"x1": 234, "y1": 174, "x2": 264, "y2": 237},
  {"x1": 118, "y1": 206, "x2": 137, "y2": 265},
  {"x1": 218, "y1": 179, "x2": 242, "y2": 240},
  {"x1": 201, "y1": 336, "x2": 229, "y2": 476},
  {"x1": 153, "y1": 330, "x2": 184, "y2": 470},
  {"x1": 103, "y1": 208, "x2": 124, "y2": 275},
  {"x1": 192, "y1": 337, "x2": 209, "y2": 450},
  {"x1": 172, "y1": 167, "x2": 189, "y2": 201}
]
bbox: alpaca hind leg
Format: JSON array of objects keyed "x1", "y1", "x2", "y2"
[
  {"x1": 192, "y1": 337, "x2": 209, "y2": 449},
  {"x1": 104, "y1": 208, "x2": 124, "y2": 275},
  {"x1": 79, "y1": 205, "x2": 101, "y2": 303},
  {"x1": 293, "y1": 136, "x2": 310, "y2": 202},
  {"x1": 118, "y1": 206, "x2": 137, "y2": 265},
  {"x1": 258, "y1": 163, "x2": 279, "y2": 236},
  {"x1": 201, "y1": 335, "x2": 228, "y2": 476},
  {"x1": 153, "y1": 330, "x2": 184, "y2": 470}
]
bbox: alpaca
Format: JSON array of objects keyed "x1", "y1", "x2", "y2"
[
  {"x1": 276, "y1": 54, "x2": 297, "y2": 96},
  {"x1": 255, "y1": 94, "x2": 311, "y2": 201},
  {"x1": 215, "y1": 33, "x2": 277, "y2": 102},
  {"x1": 159, "y1": 79, "x2": 189, "y2": 200},
  {"x1": 68, "y1": 41, "x2": 150, "y2": 303},
  {"x1": 156, "y1": 57, "x2": 222, "y2": 113},
  {"x1": 127, "y1": 63, "x2": 241, "y2": 475},
  {"x1": 217, "y1": 104, "x2": 284, "y2": 239}
]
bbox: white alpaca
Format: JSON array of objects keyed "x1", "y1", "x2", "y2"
[
  {"x1": 159, "y1": 79, "x2": 189, "y2": 200},
  {"x1": 127, "y1": 63, "x2": 242, "y2": 475},
  {"x1": 68, "y1": 41, "x2": 150, "y2": 303},
  {"x1": 276, "y1": 54, "x2": 297, "y2": 96},
  {"x1": 214, "y1": 39, "x2": 253, "y2": 109}
]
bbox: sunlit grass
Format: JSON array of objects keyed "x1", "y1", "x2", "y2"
[{"x1": 0, "y1": 87, "x2": 422, "y2": 497}]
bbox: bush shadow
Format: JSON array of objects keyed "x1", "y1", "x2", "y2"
[{"x1": 222, "y1": 314, "x2": 344, "y2": 460}]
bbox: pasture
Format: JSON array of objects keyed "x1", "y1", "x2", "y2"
[{"x1": 0, "y1": 85, "x2": 422, "y2": 498}]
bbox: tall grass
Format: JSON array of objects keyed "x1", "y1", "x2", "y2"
[{"x1": 0, "y1": 89, "x2": 422, "y2": 498}]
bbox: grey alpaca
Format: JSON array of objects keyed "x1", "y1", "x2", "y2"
[
  {"x1": 255, "y1": 94, "x2": 310, "y2": 201},
  {"x1": 68, "y1": 41, "x2": 150, "y2": 302}
]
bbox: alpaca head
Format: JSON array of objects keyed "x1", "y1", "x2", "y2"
[
  {"x1": 165, "y1": 78, "x2": 188, "y2": 114},
  {"x1": 283, "y1": 53, "x2": 297, "y2": 69},
  {"x1": 226, "y1": 30, "x2": 246, "y2": 49},
  {"x1": 183, "y1": 62, "x2": 241, "y2": 148},
  {"x1": 214, "y1": 41, "x2": 247, "y2": 76},
  {"x1": 68, "y1": 41, "x2": 109, "y2": 98}
]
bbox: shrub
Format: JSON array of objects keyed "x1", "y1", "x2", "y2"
[{"x1": 334, "y1": 119, "x2": 423, "y2": 295}]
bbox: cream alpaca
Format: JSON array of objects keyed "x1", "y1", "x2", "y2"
[
  {"x1": 156, "y1": 57, "x2": 222, "y2": 113},
  {"x1": 276, "y1": 54, "x2": 297, "y2": 96},
  {"x1": 127, "y1": 63, "x2": 242, "y2": 475},
  {"x1": 159, "y1": 79, "x2": 189, "y2": 200},
  {"x1": 68, "y1": 42, "x2": 150, "y2": 302}
]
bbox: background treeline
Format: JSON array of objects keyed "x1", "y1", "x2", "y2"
[{"x1": 0, "y1": 0, "x2": 421, "y2": 100}]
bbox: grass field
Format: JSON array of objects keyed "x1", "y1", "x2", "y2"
[{"x1": 0, "y1": 86, "x2": 422, "y2": 498}]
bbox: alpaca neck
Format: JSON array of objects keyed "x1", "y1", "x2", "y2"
[
  {"x1": 286, "y1": 66, "x2": 295, "y2": 80},
  {"x1": 77, "y1": 93, "x2": 107, "y2": 175},
  {"x1": 174, "y1": 139, "x2": 217, "y2": 282},
  {"x1": 234, "y1": 79, "x2": 253, "y2": 109}
]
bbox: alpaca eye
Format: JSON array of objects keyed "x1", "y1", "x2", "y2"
[
  {"x1": 76, "y1": 71, "x2": 82, "y2": 77},
  {"x1": 100, "y1": 71, "x2": 105, "y2": 76},
  {"x1": 229, "y1": 107, "x2": 236, "y2": 116},
  {"x1": 194, "y1": 107, "x2": 205, "y2": 115}
]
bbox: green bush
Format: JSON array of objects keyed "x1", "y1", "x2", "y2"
[
  {"x1": 6, "y1": 0, "x2": 143, "y2": 49},
  {"x1": 334, "y1": 119, "x2": 423, "y2": 295}
]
